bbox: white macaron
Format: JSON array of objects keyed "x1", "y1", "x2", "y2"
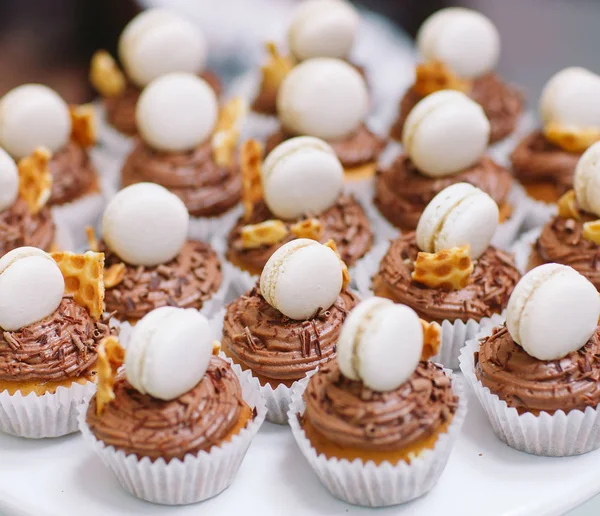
[
  {"x1": 118, "y1": 8, "x2": 207, "y2": 88},
  {"x1": 0, "y1": 247, "x2": 65, "y2": 331},
  {"x1": 260, "y1": 239, "x2": 343, "y2": 320},
  {"x1": 136, "y1": 72, "x2": 218, "y2": 152},
  {"x1": 574, "y1": 141, "x2": 600, "y2": 217},
  {"x1": 0, "y1": 147, "x2": 18, "y2": 212},
  {"x1": 262, "y1": 136, "x2": 343, "y2": 220},
  {"x1": 102, "y1": 183, "x2": 189, "y2": 267},
  {"x1": 402, "y1": 90, "x2": 490, "y2": 177},
  {"x1": 337, "y1": 297, "x2": 423, "y2": 392},
  {"x1": 506, "y1": 264, "x2": 600, "y2": 361},
  {"x1": 125, "y1": 307, "x2": 213, "y2": 400},
  {"x1": 277, "y1": 58, "x2": 369, "y2": 141},
  {"x1": 416, "y1": 182, "x2": 499, "y2": 259},
  {"x1": 539, "y1": 67, "x2": 600, "y2": 129},
  {"x1": 0, "y1": 84, "x2": 71, "y2": 159},
  {"x1": 288, "y1": 0, "x2": 359, "y2": 61},
  {"x1": 417, "y1": 7, "x2": 500, "y2": 79}
]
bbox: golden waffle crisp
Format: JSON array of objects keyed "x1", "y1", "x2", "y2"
[
  {"x1": 583, "y1": 220, "x2": 600, "y2": 244},
  {"x1": 420, "y1": 320, "x2": 442, "y2": 360},
  {"x1": 414, "y1": 60, "x2": 471, "y2": 97},
  {"x1": 258, "y1": 42, "x2": 294, "y2": 98},
  {"x1": 324, "y1": 239, "x2": 351, "y2": 290},
  {"x1": 69, "y1": 104, "x2": 96, "y2": 147},
  {"x1": 412, "y1": 245, "x2": 474, "y2": 290},
  {"x1": 89, "y1": 50, "x2": 126, "y2": 98},
  {"x1": 212, "y1": 97, "x2": 247, "y2": 167},
  {"x1": 241, "y1": 220, "x2": 288, "y2": 249},
  {"x1": 291, "y1": 218, "x2": 324, "y2": 241},
  {"x1": 85, "y1": 226, "x2": 100, "y2": 252},
  {"x1": 544, "y1": 122, "x2": 600, "y2": 153},
  {"x1": 17, "y1": 147, "x2": 53, "y2": 215},
  {"x1": 104, "y1": 263, "x2": 126, "y2": 289},
  {"x1": 241, "y1": 139, "x2": 264, "y2": 220},
  {"x1": 557, "y1": 190, "x2": 580, "y2": 220},
  {"x1": 96, "y1": 336, "x2": 125, "y2": 415}
]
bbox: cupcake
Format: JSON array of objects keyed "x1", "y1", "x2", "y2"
[
  {"x1": 90, "y1": 8, "x2": 221, "y2": 153},
  {"x1": 226, "y1": 136, "x2": 372, "y2": 289},
  {"x1": 511, "y1": 67, "x2": 600, "y2": 204},
  {"x1": 119, "y1": 73, "x2": 243, "y2": 238},
  {"x1": 0, "y1": 246, "x2": 112, "y2": 438},
  {"x1": 460, "y1": 263, "x2": 600, "y2": 456},
  {"x1": 376, "y1": 91, "x2": 514, "y2": 232},
  {"x1": 89, "y1": 182, "x2": 225, "y2": 329},
  {"x1": 369, "y1": 183, "x2": 520, "y2": 368},
  {"x1": 80, "y1": 307, "x2": 266, "y2": 504},
  {"x1": 289, "y1": 297, "x2": 466, "y2": 507},
  {"x1": 220, "y1": 238, "x2": 359, "y2": 423},
  {"x1": 526, "y1": 142, "x2": 600, "y2": 289},
  {"x1": 390, "y1": 7, "x2": 523, "y2": 144},
  {"x1": 0, "y1": 84, "x2": 103, "y2": 238}
]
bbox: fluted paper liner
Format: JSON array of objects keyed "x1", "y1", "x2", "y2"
[
  {"x1": 287, "y1": 368, "x2": 467, "y2": 507},
  {"x1": 78, "y1": 358, "x2": 266, "y2": 505},
  {"x1": 511, "y1": 227, "x2": 542, "y2": 275},
  {"x1": 94, "y1": 102, "x2": 135, "y2": 157},
  {"x1": 459, "y1": 325, "x2": 600, "y2": 456},
  {"x1": 188, "y1": 204, "x2": 245, "y2": 242}
]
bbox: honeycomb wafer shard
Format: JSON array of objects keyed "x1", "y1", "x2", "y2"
[
  {"x1": 212, "y1": 340, "x2": 221, "y2": 356},
  {"x1": 583, "y1": 220, "x2": 600, "y2": 244},
  {"x1": 324, "y1": 239, "x2": 350, "y2": 290},
  {"x1": 412, "y1": 245, "x2": 473, "y2": 290},
  {"x1": 241, "y1": 219, "x2": 288, "y2": 249},
  {"x1": 104, "y1": 263, "x2": 126, "y2": 289},
  {"x1": 69, "y1": 104, "x2": 96, "y2": 147},
  {"x1": 420, "y1": 320, "x2": 441, "y2": 360},
  {"x1": 90, "y1": 50, "x2": 126, "y2": 98},
  {"x1": 414, "y1": 60, "x2": 472, "y2": 97},
  {"x1": 96, "y1": 336, "x2": 125, "y2": 415},
  {"x1": 17, "y1": 147, "x2": 53, "y2": 215},
  {"x1": 257, "y1": 41, "x2": 294, "y2": 100},
  {"x1": 557, "y1": 189, "x2": 580, "y2": 220},
  {"x1": 50, "y1": 251, "x2": 105, "y2": 320},
  {"x1": 241, "y1": 139, "x2": 264, "y2": 220},
  {"x1": 211, "y1": 97, "x2": 247, "y2": 168},
  {"x1": 544, "y1": 122, "x2": 600, "y2": 153},
  {"x1": 85, "y1": 226, "x2": 100, "y2": 252},
  {"x1": 290, "y1": 218, "x2": 324, "y2": 241}
]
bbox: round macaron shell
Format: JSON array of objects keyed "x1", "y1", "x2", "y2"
[
  {"x1": 0, "y1": 147, "x2": 19, "y2": 211},
  {"x1": 136, "y1": 73, "x2": 218, "y2": 152},
  {"x1": 277, "y1": 58, "x2": 369, "y2": 141},
  {"x1": 574, "y1": 141, "x2": 600, "y2": 217},
  {"x1": 102, "y1": 182, "x2": 189, "y2": 267},
  {"x1": 0, "y1": 84, "x2": 71, "y2": 159},
  {"x1": 417, "y1": 8, "x2": 467, "y2": 61}
]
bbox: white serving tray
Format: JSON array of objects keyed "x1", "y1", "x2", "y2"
[{"x1": 1, "y1": 376, "x2": 599, "y2": 516}]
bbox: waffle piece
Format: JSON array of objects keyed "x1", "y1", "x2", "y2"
[
  {"x1": 96, "y1": 336, "x2": 125, "y2": 415},
  {"x1": 420, "y1": 320, "x2": 442, "y2": 360},
  {"x1": 257, "y1": 42, "x2": 294, "y2": 102},
  {"x1": 324, "y1": 239, "x2": 350, "y2": 290},
  {"x1": 241, "y1": 220, "x2": 288, "y2": 249},
  {"x1": 583, "y1": 220, "x2": 600, "y2": 244},
  {"x1": 212, "y1": 97, "x2": 247, "y2": 167},
  {"x1": 69, "y1": 104, "x2": 96, "y2": 147},
  {"x1": 241, "y1": 139, "x2": 264, "y2": 220},
  {"x1": 412, "y1": 245, "x2": 474, "y2": 290},
  {"x1": 414, "y1": 60, "x2": 471, "y2": 97},
  {"x1": 544, "y1": 122, "x2": 600, "y2": 153},
  {"x1": 89, "y1": 50, "x2": 126, "y2": 98},
  {"x1": 17, "y1": 147, "x2": 52, "y2": 215},
  {"x1": 291, "y1": 218, "x2": 324, "y2": 241},
  {"x1": 557, "y1": 189, "x2": 580, "y2": 220}
]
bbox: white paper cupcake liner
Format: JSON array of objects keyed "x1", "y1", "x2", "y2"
[
  {"x1": 488, "y1": 111, "x2": 537, "y2": 169},
  {"x1": 94, "y1": 102, "x2": 135, "y2": 158},
  {"x1": 51, "y1": 191, "x2": 106, "y2": 250},
  {"x1": 53, "y1": 221, "x2": 75, "y2": 251},
  {"x1": 287, "y1": 367, "x2": 467, "y2": 507},
  {"x1": 77, "y1": 358, "x2": 266, "y2": 505},
  {"x1": 0, "y1": 380, "x2": 96, "y2": 438},
  {"x1": 460, "y1": 326, "x2": 600, "y2": 456},
  {"x1": 521, "y1": 197, "x2": 558, "y2": 232},
  {"x1": 491, "y1": 183, "x2": 528, "y2": 251},
  {"x1": 188, "y1": 204, "x2": 244, "y2": 243},
  {"x1": 511, "y1": 227, "x2": 542, "y2": 274}
]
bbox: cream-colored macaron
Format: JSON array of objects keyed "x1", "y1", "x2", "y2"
[
  {"x1": 125, "y1": 307, "x2": 213, "y2": 401},
  {"x1": 402, "y1": 90, "x2": 490, "y2": 177},
  {"x1": 262, "y1": 136, "x2": 343, "y2": 220},
  {"x1": 260, "y1": 239, "x2": 343, "y2": 320},
  {"x1": 416, "y1": 183, "x2": 499, "y2": 259},
  {"x1": 539, "y1": 67, "x2": 600, "y2": 129},
  {"x1": 136, "y1": 72, "x2": 218, "y2": 152},
  {"x1": 118, "y1": 8, "x2": 207, "y2": 88},
  {"x1": 0, "y1": 247, "x2": 65, "y2": 331},
  {"x1": 337, "y1": 297, "x2": 423, "y2": 392},
  {"x1": 277, "y1": 58, "x2": 369, "y2": 141},
  {"x1": 0, "y1": 147, "x2": 19, "y2": 212},
  {"x1": 0, "y1": 84, "x2": 71, "y2": 159},
  {"x1": 102, "y1": 183, "x2": 189, "y2": 267},
  {"x1": 574, "y1": 141, "x2": 600, "y2": 217},
  {"x1": 506, "y1": 264, "x2": 600, "y2": 361},
  {"x1": 288, "y1": 0, "x2": 359, "y2": 61},
  {"x1": 417, "y1": 7, "x2": 500, "y2": 79}
]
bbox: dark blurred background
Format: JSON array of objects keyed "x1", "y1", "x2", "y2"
[{"x1": 0, "y1": 0, "x2": 598, "y2": 107}]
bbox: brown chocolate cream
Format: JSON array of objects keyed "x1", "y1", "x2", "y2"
[
  {"x1": 476, "y1": 325, "x2": 600, "y2": 415},
  {"x1": 0, "y1": 198, "x2": 55, "y2": 257},
  {"x1": 373, "y1": 233, "x2": 520, "y2": 323},
  {"x1": 49, "y1": 141, "x2": 98, "y2": 205},
  {"x1": 535, "y1": 215, "x2": 600, "y2": 290},
  {"x1": 303, "y1": 360, "x2": 458, "y2": 451},
  {"x1": 121, "y1": 139, "x2": 241, "y2": 218},
  {"x1": 391, "y1": 73, "x2": 524, "y2": 144},
  {"x1": 104, "y1": 240, "x2": 223, "y2": 322},
  {"x1": 222, "y1": 286, "x2": 359, "y2": 386},
  {"x1": 86, "y1": 356, "x2": 247, "y2": 462},
  {"x1": 0, "y1": 297, "x2": 111, "y2": 382},
  {"x1": 374, "y1": 155, "x2": 513, "y2": 230}
]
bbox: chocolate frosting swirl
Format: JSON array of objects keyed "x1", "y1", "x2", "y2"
[
  {"x1": 86, "y1": 356, "x2": 246, "y2": 462},
  {"x1": 373, "y1": 233, "x2": 520, "y2": 323},
  {"x1": 510, "y1": 131, "x2": 581, "y2": 194},
  {"x1": 374, "y1": 155, "x2": 513, "y2": 230},
  {"x1": 103, "y1": 71, "x2": 222, "y2": 136},
  {"x1": 104, "y1": 240, "x2": 222, "y2": 322},
  {"x1": 0, "y1": 198, "x2": 55, "y2": 257},
  {"x1": 265, "y1": 125, "x2": 385, "y2": 169},
  {"x1": 227, "y1": 194, "x2": 373, "y2": 274},
  {"x1": 121, "y1": 139, "x2": 241, "y2": 217},
  {"x1": 391, "y1": 73, "x2": 524, "y2": 144},
  {"x1": 222, "y1": 286, "x2": 359, "y2": 384},
  {"x1": 0, "y1": 297, "x2": 110, "y2": 382},
  {"x1": 49, "y1": 141, "x2": 98, "y2": 205},
  {"x1": 476, "y1": 325, "x2": 600, "y2": 414},
  {"x1": 303, "y1": 360, "x2": 458, "y2": 451},
  {"x1": 536, "y1": 215, "x2": 600, "y2": 290}
]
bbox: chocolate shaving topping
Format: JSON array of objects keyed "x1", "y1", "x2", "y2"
[
  {"x1": 0, "y1": 198, "x2": 54, "y2": 256},
  {"x1": 48, "y1": 140, "x2": 97, "y2": 205}
]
